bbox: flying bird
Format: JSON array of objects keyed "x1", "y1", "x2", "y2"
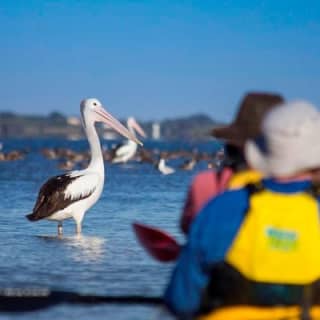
[
  {"x1": 26, "y1": 98, "x2": 142, "y2": 235},
  {"x1": 111, "y1": 117, "x2": 146, "y2": 163}
]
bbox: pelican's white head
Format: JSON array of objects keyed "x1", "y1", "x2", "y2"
[
  {"x1": 80, "y1": 98, "x2": 104, "y2": 124},
  {"x1": 80, "y1": 98, "x2": 142, "y2": 145}
]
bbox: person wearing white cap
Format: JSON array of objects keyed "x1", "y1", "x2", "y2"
[
  {"x1": 165, "y1": 101, "x2": 320, "y2": 319},
  {"x1": 245, "y1": 100, "x2": 320, "y2": 178}
]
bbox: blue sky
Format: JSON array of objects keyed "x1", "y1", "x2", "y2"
[{"x1": 1, "y1": 0, "x2": 319, "y2": 122}]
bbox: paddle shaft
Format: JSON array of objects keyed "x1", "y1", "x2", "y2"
[{"x1": 0, "y1": 290, "x2": 163, "y2": 312}]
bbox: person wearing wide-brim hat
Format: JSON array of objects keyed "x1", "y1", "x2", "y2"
[
  {"x1": 212, "y1": 92, "x2": 284, "y2": 147},
  {"x1": 165, "y1": 101, "x2": 320, "y2": 319},
  {"x1": 180, "y1": 92, "x2": 284, "y2": 234}
]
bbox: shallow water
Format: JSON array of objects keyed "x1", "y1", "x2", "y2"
[{"x1": 0, "y1": 138, "x2": 219, "y2": 319}]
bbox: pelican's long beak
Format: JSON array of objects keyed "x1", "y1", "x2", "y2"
[
  {"x1": 132, "y1": 118, "x2": 147, "y2": 138},
  {"x1": 95, "y1": 106, "x2": 143, "y2": 146}
]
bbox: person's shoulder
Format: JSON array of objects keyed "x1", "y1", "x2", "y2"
[
  {"x1": 192, "y1": 170, "x2": 215, "y2": 183},
  {"x1": 190, "y1": 187, "x2": 250, "y2": 242},
  {"x1": 191, "y1": 168, "x2": 233, "y2": 185},
  {"x1": 197, "y1": 186, "x2": 249, "y2": 222},
  {"x1": 208, "y1": 186, "x2": 249, "y2": 207}
]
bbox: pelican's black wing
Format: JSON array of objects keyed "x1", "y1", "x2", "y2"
[{"x1": 26, "y1": 173, "x2": 96, "y2": 221}]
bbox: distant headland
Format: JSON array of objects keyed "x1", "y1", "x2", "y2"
[{"x1": 0, "y1": 111, "x2": 222, "y2": 140}]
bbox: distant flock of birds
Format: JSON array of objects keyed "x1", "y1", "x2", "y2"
[
  {"x1": 1, "y1": 125, "x2": 223, "y2": 176},
  {"x1": 0, "y1": 150, "x2": 26, "y2": 161},
  {"x1": 40, "y1": 146, "x2": 221, "y2": 175},
  {"x1": 1, "y1": 98, "x2": 224, "y2": 236}
]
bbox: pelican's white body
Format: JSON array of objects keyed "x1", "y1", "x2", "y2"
[
  {"x1": 47, "y1": 169, "x2": 104, "y2": 225},
  {"x1": 112, "y1": 117, "x2": 145, "y2": 163},
  {"x1": 112, "y1": 140, "x2": 138, "y2": 163}
]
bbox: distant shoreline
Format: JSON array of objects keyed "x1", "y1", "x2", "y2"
[{"x1": 0, "y1": 112, "x2": 222, "y2": 140}]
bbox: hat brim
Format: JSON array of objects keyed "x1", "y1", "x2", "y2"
[{"x1": 211, "y1": 125, "x2": 246, "y2": 147}]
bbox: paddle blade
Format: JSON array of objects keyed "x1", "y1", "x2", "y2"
[{"x1": 133, "y1": 223, "x2": 180, "y2": 262}]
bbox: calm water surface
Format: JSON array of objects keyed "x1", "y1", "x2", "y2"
[{"x1": 0, "y1": 138, "x2": 219, "y2": 319}]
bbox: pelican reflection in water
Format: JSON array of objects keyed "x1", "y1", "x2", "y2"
[{"x1": 38, "y1": 235, "x2": 106, "y2": 262}]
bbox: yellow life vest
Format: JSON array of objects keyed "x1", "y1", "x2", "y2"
[
  {"x1": 198, "y1": 305, "x2": 320, "y2": 320},
  {"x1": 227, "y1": 169, "x2": 262, "y2": 189},
  {"x1": 226, "y1": 185, "x2": 320, "y2": 284}
]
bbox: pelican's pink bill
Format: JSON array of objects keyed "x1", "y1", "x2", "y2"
[
  {"x1": 95, "y1": 107, "x2": 143, "y2": 146},
  {"x1": 131, "y1": 119, "x2": 147, "y2": 138}
]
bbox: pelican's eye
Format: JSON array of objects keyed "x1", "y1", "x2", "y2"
[{"x1": 93, "y1": 102, "x2": 97, "y2": 106}]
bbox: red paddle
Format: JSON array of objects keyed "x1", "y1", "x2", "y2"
[{"x1": 133, "y1": 222, "x2": 181, "y2": 262}]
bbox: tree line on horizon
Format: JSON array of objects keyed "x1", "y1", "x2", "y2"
[{"x1": 0, "y1": 111, "x2": 222, "y2": 140}]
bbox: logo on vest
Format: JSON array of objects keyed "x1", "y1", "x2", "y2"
[{"x1": 266, "y1": 227, "x2": 298, "y2": 251}]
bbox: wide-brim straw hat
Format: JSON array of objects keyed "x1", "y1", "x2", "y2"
[
  {"x1": 212, "y1": 92, "x2": 284, "y2": 147},
  {"x1": 245, "y1": 101, "x2": 320, "y2": 176}
]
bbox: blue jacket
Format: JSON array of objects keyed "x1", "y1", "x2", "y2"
[{"x1": 164, "y1": 179, "x2": 313, "y2": 318}]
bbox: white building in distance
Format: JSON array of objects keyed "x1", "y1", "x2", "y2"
[{"x1": 152, "y1": 122, "x2": 161, "y2": 139}]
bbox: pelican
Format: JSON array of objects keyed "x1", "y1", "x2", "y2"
[
  {"x1": 26, "y1": 98, "x2": 142, "y2": 235},
  {"x1": 111, "y1": 117, "x2": 146, "y2": 163}
]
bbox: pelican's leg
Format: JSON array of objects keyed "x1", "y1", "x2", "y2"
[
  {"x1": 73, "y1": 212, "x2": 84, "y2": 235},
  {"x1": 58, "y1": 222, "x2": 63, "y2": 236},
  {"x1": 75, "y1": 222, "x2": 82, "y2": 235}
]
